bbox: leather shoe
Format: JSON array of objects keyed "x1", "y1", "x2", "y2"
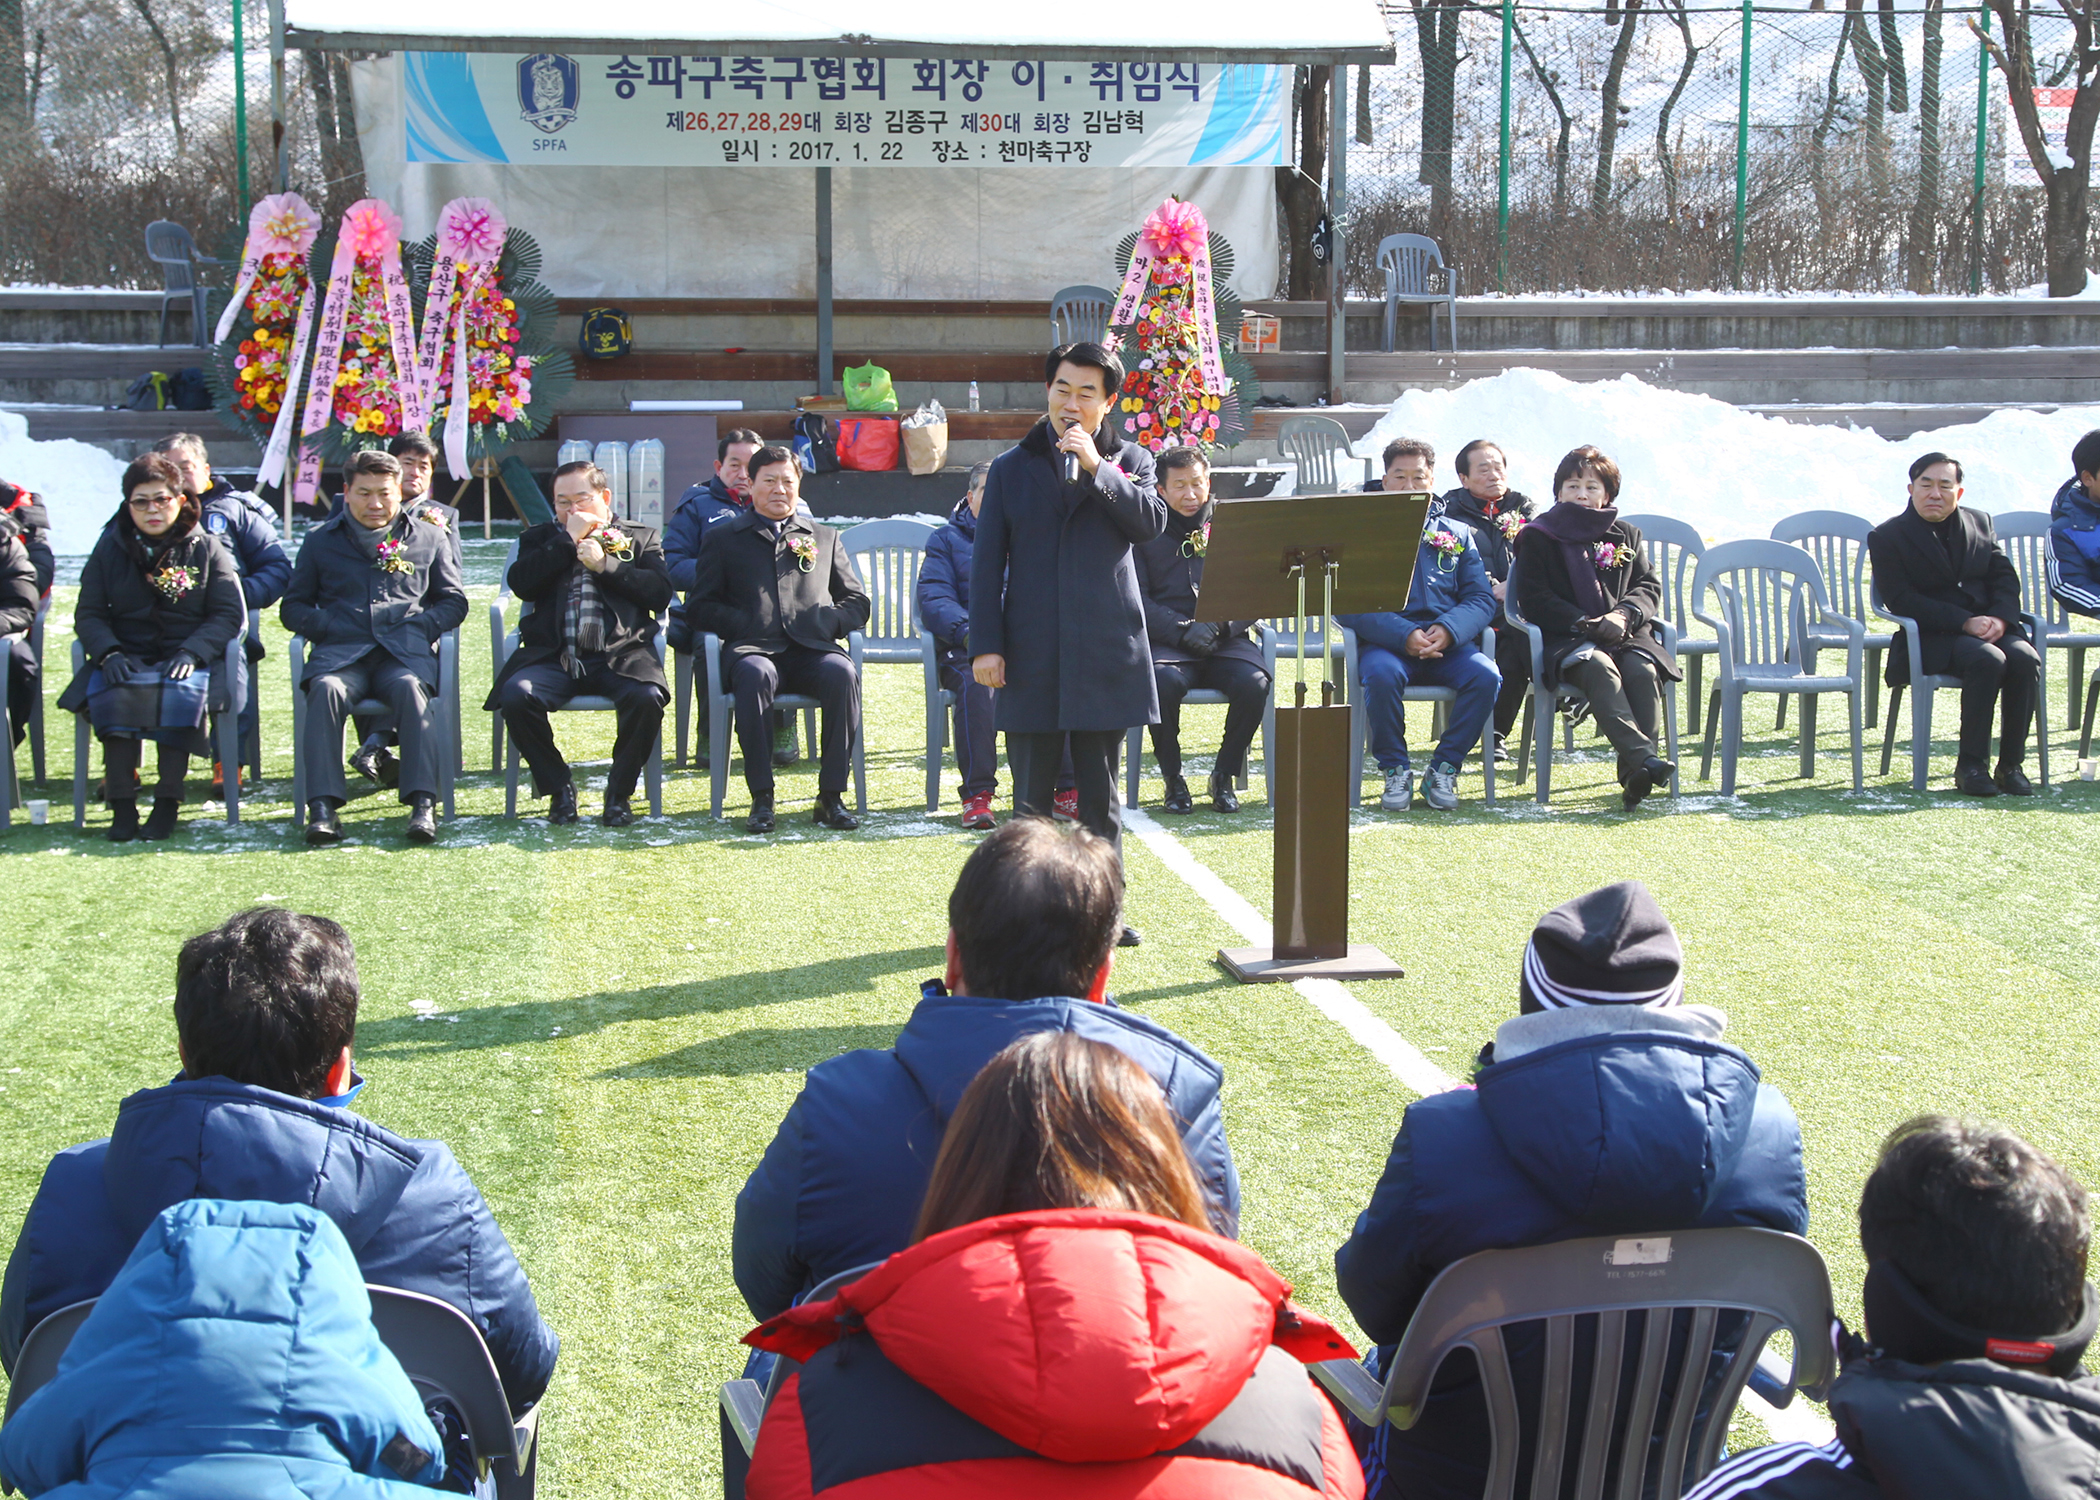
[
  {"x1": 350, "y1": 741, "x2": 399, "y2": 788},
  {"x1": 106, "y1": 800, "x2": 139, "y2": 843},
  {"x1": 813, "y1": 791, "x2": 860, "y2": 831},
  {"x1": 305, "y1": 799, "x2": 343, "y2": 845},
  {"x1": 1994, "y1": 764, "x2": 2035, "y2": 796},
  {"x1": 1621, "y1": 755, "x2": 1675, "y2": 810},
  {"x1": 140, "y1": 798, "x2": 180, "y2": 841},
  {"x1": 1209, "y1": 772, "x2": 1241, "y2": 813},
  {"x1": 1160, "y1": 774, "x2": 1194, "y2": 814},
  {"x1": 746, "y1": 796, "x2": 776, "y2": 834},
  {"x1": 601, "y1": 797, "x2": 636, "y2": 827},
  {"x1": 1118, "y1": 925, "x2": 1143, "y2": 948},
  {"x1": 548, "y1": 782, "x2": 580, "y2": 824},
  {"x1": 1956, "y1": 765, "x2": 2000, "y2": 798},
  {"x1": 406, "y1": 794, "x2": 438, "y2": 844}
]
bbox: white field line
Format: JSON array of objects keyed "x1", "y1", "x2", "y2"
[{"x1": 1122, "y1": 805, "x2": 1834, "y2": 1449}]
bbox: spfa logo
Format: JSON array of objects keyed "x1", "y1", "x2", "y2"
[{"x1": 518, "y1": 54, "x2": 579, "y2": 134}]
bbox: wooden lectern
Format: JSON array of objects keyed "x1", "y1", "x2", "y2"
[{"x1": 1195, "y1": 491, "x2": 1431, "y2": 983}]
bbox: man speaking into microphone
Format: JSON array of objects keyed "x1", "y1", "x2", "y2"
[{"x1": 970, "y1": 341, "x2": 1165, "y2": 946}]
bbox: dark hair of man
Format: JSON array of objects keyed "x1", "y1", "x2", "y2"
[
  {"x1": 718, "y1": 427, "x2": 764, "y2": 463},
  {"x1": 1552, "y1": 444, "x2": 1622, "y2": 501},
  {"x1": 967, "y1": 461, "x2": 992, "y2": 488},
  {"x1": 122, "y1": 452, "x2": 191, "y2": 502},
  {"x1": 1908, "y1": 450, "x2": 1964, "y2": 485},
  {"x1": 912, "y1": 1031, "x2": 1208, "y2": 1241},
  {"x1": 747, "y1": 444, "x2": 797, "y2": 482},
  {"x1": 552, "y1": 459, "x2": 610, "y2": 495},
  {"x1": 1454, "y1": 439, "x2": 1502, "y2": 477},
  {"x1": 343, "y1": 449, "x2": 403, "y2": 483},
  {"x1": 1382, "y1": 437, "x2": 1436, "y2": 470},
  {"x1": 150, "y1": 432, "x2": 210, "y2": 465},
  {"x1": 174, "y1": 908, "x2": 361, "y2": 1099},
  {"x1": 1155, "y1": 445, "x2": 1210, "y2": 479},
  {"x1": 948, "y1": 815, "x2": 1122, "y2": 1002},
  {"x1": 1859, "y1": 1115, "x2": 2091, "y2": 1335},
  {"x1": 2074, "y1": 431, "x2": 2100, "y2": 481},
  {"x1": 1045, "y1": 340, "x2": 1125, "y2": 398},
  {"x1": 388, "y1": 430, "x2": 440, "y2": 461}
]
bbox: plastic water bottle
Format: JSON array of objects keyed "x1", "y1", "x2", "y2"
[
  {"x1": 968, "y1": 380, "x2": 980, "y2": 413},
  {"x1": 591, "y1": 441, "x2": 629, "y2": 521},
  {"x1": 628, "y1": 438, "x2": 665, "y2": 528},
  {"x1": 556, "y1": 438, "x2": 593, "y2": 470}
]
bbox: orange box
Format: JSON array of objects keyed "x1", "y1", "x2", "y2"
[{"x1": 1237, "y1": 312, "x2": 1280, "y2": 354}]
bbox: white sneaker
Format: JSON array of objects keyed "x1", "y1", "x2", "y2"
[
  {"x1": 1423, "y1": 762, "x2": 1459, "y2": 810},
  {"x1": 1380, "y1": 768, "x2": 1414, "y2": 811}
]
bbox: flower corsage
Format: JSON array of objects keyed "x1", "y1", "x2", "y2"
[
  {"x1": 585, "y1": 525, "x2": 634, "y2": 561},
  {"x1": 149, "y1": 562, "x2": 197, "y2": 600},
  {"x1": 374, "y1": 538, "x2": 417, "y2": 575},
  {"x1": 417, "y1": 506, "x2": 451, "y2": 530},
  {"x1": 1593, "y1": 540, "x2": 1630, "y2": 572},
  {"x1": 1180, "y1": 521, "x2": 1211, "y2": 559},
  {"x1": 1426, "y1": 525, "x2": 1467, "y2": 570},
  {"x1": 1496, "y1": 509, "x2": 1527, "y2": 543},
  {"x1": 787, "y1": 533, "x2": 817, "y2": 573}
]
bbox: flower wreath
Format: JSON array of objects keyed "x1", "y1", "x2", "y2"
[{"x1": 1106, "y1": 197, "x2": 1261, "y2": 456}]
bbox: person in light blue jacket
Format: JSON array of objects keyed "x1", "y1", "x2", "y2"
[
  {"x1": 2047, "y1": 429, "x2": 2100, "y2": 623},
  {"x1": 0, "y1": 1197, "x2": 447, "y2": 1500}
]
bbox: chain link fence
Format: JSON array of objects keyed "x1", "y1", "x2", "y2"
[
  {"x1": 1347, "y1": 3, "x2": 2085, "y2": 295},
  {"x1": 0, "y1": 0, "x2": 366, "y2": 288}
]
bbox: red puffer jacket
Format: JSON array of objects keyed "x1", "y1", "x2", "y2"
[{"x1": 743, "y1": 1208, "x2": 1366, "y2": 1499}]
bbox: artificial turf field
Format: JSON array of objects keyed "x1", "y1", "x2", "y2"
[{"x1": 6, "y1": 537, "x2": 2100, "y2": 1496}]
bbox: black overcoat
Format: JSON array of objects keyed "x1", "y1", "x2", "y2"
[
  {"x1": 688, "y1": 508, "x2": 870, "y2": 658},
  {"x1": 1133, "y1": 502, "x2": 1262, "y2": 669},
  {"x1": 280, "y1": 502, "x2": 467, "y2": 690},
  {"x1": 485, "y1": 521, "x2": 674, "y2": 708},
  {"x1": 0, "y1": 535, "x2": 37, "y2": 643},
  {"x1": 1512, "y1": 517, "x2": 1680, "y2": 692},
  {"x1": 56, "y1": 512, "x2": 244, "y2": 713},
  {"x1": 968, "y1": 418, "x2": 1166, "y2": 733},
  {"x1": 1867, "y1": 504, "x2": 2026, "y2": 683}
]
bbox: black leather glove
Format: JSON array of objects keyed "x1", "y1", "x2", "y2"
[
  {"x1": 1181, "y1": 620, "x2": 1221, "y2": 656},
  {"x1": 163, "y1": 650, "x2": 201, "y2": 681},
  {"x1": 99, "y1": 652, "x2": 136, "y2": 685},
  {"x1": 1584, "y1": 613, "x2": 1628, "y2": 646}
]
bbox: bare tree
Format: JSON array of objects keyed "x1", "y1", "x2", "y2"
[
  {"x1": 1278, "y1": 65, "x2": 1329, "y2": 300},
  {"x1": 1975, "y1": 0, "x2": 2100, "y2": 295},
  {"x1": 1907, "y1": 0, "x2": 1944, "y2": 289},
  {"x1": 1654, "y1": 0, "x2": 1704, "y2": 218},
  {"x1": 1592, "y1": 0, "x2": 1644, "y2": 216},
  {"x1": 1848, "y1": 0, "x2": 1892, "y2": 190},
  {"x1": 1514, "y1": 15, "x2": 1574, "y2": 219},
  {"x1": 1879, "y1": 0, "x2": 1911, "y2": 111},
  {"x1": 0, "y1": 0, "x2": 26, "y2": 149},
  {"x1": 1413, "y1": 0, "x2": 1464, "y2": 237},
  {"x1": 128, "y1": 0, "x2": 184, "y2": 154}
]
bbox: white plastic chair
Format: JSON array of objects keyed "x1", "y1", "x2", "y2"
[
  {"x1": 287, "y1": 631, "x2": 461, "y2": 826},
  {"x1": 1278, "y1": 414, "x2": 1372, "y2": 494},
  {"x1": 1375, "y1": 233, "x2": 1458, "y2": 351},
  {"x1": 1768, "y1": 510, "x2": 1892, "y2": 732}
]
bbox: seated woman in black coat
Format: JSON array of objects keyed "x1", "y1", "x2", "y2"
[
  {"x1": 55, "y1": 454, "x2": 243, "y2": 841},
  {"x1": 1512, "y1": 445, "x2": 1680, "y2": 810}
]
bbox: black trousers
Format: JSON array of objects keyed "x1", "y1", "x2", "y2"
[
  {"x1": 302, "y1": 650, "x2": 440, "y2": 805},
  {"x1": 1947, "y1": 632, "x2": 2040, "y2": 769},
  {"x1": 500, "y1": 660, "x2": 666, "y2": 801},
  {"x1": 1010, "y1": 728, "x2": 1122, "y2": 858},
  {"x1": 7, "y1": 638, "x2": 35, "y2": 748},
  {"x1": 100, "y1": 733, "x2": 187, "y2": 804},
  {"x1": 1151, "y1": 657, "x2": 1270, "y2": 779},
  {"x1": 1563, "y1": 648, "x2": 1663, "y2": 779},
  {"x1": 1489, "y1": 622, "x2": 1532, "y2": 737},
  {"x1": 730, "y1": 645, "x2": 858, "y2": 797}
]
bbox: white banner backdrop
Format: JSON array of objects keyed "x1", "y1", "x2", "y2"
[{"x1": 352, "y1": 57, "x2": 1282, "y2": 301}]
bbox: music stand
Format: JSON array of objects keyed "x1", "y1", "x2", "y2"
[{"x1": 1195, "y1": 490, "x2": 1431, "y2": 982}]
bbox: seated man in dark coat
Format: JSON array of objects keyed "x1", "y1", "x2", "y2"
[
  {"x1": 0, "y1": 478, "x2": 55, "y2": 598},
  {"x1": 0, "y1": 907, "x2": 559, "y2": 1417},
  {"x1": 1438, "y1": 439, "x2": 1537, "y2": 763},
  {"x1": 1335, "y1": 880, "x2": 1807, "y2": 1500},
  {"x1": 1870, "y1": 451, "x2": 2038, "y2": 797},
  {"x1": 0, "y1": 525, "x2": 36, "y2": 750},
  {"x1": 1688, "y1": 1116, "x2": 2100, "y2": 1500},
  {"x1": 280, "y1": 450, "x2": 466, "y2": 846},
  {"x1": 916, "y1": 462, "x2": 1002, "y2": 828},
  {"x1": 488, "y1": 459, "x2": 671, "y2": 828},
  {"x1": 1134, "y1": 446, "x2": 1269, "y2": 814},
  {"x1": 689, "y1": 445, "x2": 870, "y2": 834}
]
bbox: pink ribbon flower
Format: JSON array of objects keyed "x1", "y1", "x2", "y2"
[
  {"x1": 1142, "y1": 198, "x2": 1209, "y2": 261},
  {"x1": 250, "y1": 192, "x2": 320, "y2": 258},
  {"x1": 437, "y1": 197, "x2": 507, "y2": 264},
  {"x1": 342, "y1": 198, "x2": 404, "y2": 260}
]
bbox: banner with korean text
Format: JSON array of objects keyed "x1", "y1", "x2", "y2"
[{"x1": 403, "y1": 52, "x2": 1292, "y2": 168}]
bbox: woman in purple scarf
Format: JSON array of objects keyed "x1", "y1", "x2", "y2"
[{"x1": 1511, "y1": 446, "x2": 1681, "y2": 808}]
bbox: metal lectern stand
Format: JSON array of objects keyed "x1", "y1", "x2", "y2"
[{"x1": 1194, "y1": 491, "x2": 1432, "y2": 983}]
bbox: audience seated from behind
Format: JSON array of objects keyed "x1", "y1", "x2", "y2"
[
  {"x1": 0, "y1": 907, "x2": 558, "y2": 1415},
  {"x1": 1135, "y1": 445, "x2": 1271, "y2": 815},
  {"x1": 2048, "y1": 428, "x2": 2100, "y2": 630},
  {"x1": 350, "y1": 431, "x2": 462, "y2": 790},
  {"x1": 53, "y1": 453, "x2": 244, "y2": 842},
  {"x1": 1688, "y1": 1115, "x2": 2100, "y2": 1498},
  {"x1": 1334, "y1": 880, "x2": 1806, "y2": 1500},
  {"x1": 1511, "y1": 444, "x2": 1680, "y2": 809},
  {"x1": 732, "y1": 815, "x2": 1239, "y2": 1324},
  {"x1": 689, "y1": 444, "x2": 871, "y2": 833},
  {"x1": 741, "y1": 1030, "x2": 1363, "y2": 1500},
  {"x1": 486, "y1": 459, "x2": 672, "y2": 828},
  {"x1": 1870, "y1": 451, "x2": 2039, "y2": 798},
  {"x1": 1437, "y1": 438, "x2": 1537, "y2": 765},
  {"x1": 0, "y1": 1199, "x2": 448, "y2": 1500},
  {"x1": 665, "y1": 426, "x2": 761, "y2": 653},
  {"x1": 1335, "y1": 437, "x2": 1499, "y2": 813}
]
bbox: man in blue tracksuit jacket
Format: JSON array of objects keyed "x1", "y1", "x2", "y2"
[
  {"x1": 665, "y1": 428, "x2": 762, "y2": 648},
  {"x1": 917, "y1": 467, "x2": 1002, "y2": 820},
  {"x1": 2047, "y1": 430, "x2": 2100, "y2": 628},
  {"x1": 1337, "y1": 437, "x2": 1499, "y2": 812},
  {"x1": 0, "y1": 909, "x2": 557, "y2": 1415}
]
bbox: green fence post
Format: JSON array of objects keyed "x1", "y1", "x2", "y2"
[
  {"x1": 233, "y1": 0, "x2": 249, "y2": 209},
  {"x1": 1733, "y1": 0, "x2": 1751, "y2": 289},
  {"x1": 1498, "y1": 0, "x2": 1514, "y2": 291},
  {"x1": 1972, "y1": 4, "x2": 1990, "y2": 294}
]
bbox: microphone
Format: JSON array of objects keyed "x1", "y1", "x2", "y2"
[{"x1": 1063, "y1": 451, "x2": 1080, "y2": 484}]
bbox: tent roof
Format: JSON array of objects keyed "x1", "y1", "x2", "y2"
[{"x1": 285, "y1": 0, "x2": 1395, "y2": 64}]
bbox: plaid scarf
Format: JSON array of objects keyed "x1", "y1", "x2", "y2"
[{"x1": 560, "y1": 564, "x2": 609, "y2": 678}]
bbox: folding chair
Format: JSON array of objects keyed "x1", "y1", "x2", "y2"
[
  {"x1": 143, "y1": 220, "x2": 224, "y2": 347},
  {"x1": 1693, "y1": 541, "x2": 1865, "y2": 796},
  {"x1": 719, "y1": 1261, "x2": 883, "y2": 1477},
  {"x1": 1769, "y1": 510, "x2": 1892, "y2": 731},
  {"x1": 1375, "y1": 233, "x2": 1459, "y2": 351},
  {"x1": 3, "y1": 1288, "x2": 541, "y2": 1500},
  {"x1": 1278, "y1": 414, "x2": 1371, "y2": 493},
  {"x1": 1309, "y1": 1227, "x2": 1836, "y2": 1500},
  {"x1": 1995, "y1": 510, "x2": 2100, "y2": 748},
  {"x1": 1049, "y1": 284, "x2": 1115, "y2": 346},
  {"x1": 26, "y1": 595, "x2": 47, "y2": 786},
  {"x1": 1619, "y1": 513, "x2": 1713, "y2": 734},
  {"x1": 843, "y1": 519, "x2": 935, "y2": 806},
  {"x1": 287, "y1": 631, "x2": 462, "y2": 827},
  {"x1": 71, "y1": 606, "x2": 247, "y2": 829},
  {"x1": 1873, "y1": 577, "x2": 2048, "y2": 792},
  {"x1": 1124, "y1": 626, "x2": 1275, "y2": 809},
  {"x1": 491, "y1": 585, "x2": 665, "y2": 818},
  {"x1": 1339, "y1": 623, "x2": 1501, "y2": 807}
]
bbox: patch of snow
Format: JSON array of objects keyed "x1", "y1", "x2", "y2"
[{"x1": 0, "y1": 410, "x2": 123, "y2": 554}]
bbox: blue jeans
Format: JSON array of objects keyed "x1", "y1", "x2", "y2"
[{"x1": 1359, "y1": 645, "x2": 1499, "y2": 772}]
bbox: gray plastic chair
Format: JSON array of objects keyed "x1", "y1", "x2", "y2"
[
  {"x1": 289, "y1": 631, "x2": 461, "y2": 827},
  {"x1": 144, "y1": 220, "x2": 224, "y2": 347},
  {"x1": 1125, "y1": 626, "x2": 1274, "y2": 809},
  {"x1": 704, "y1": 627, "x2": 866, "y2": 818},
  {"x1": 1375, "y1": 233, "x2": 1458, "y2": 352},
  {"x1": 1338, "y1": 623, "x2": 1500, "y2": 808},
  {"x1": 1278, "y1": 415, "x2": 1370, "y2": 495},
  {"x1": 1872, "y1": 575, "x2": 2049, "y2": 791},
  {"x1": 1620, "y1": 514, "x2": 1715, "y2": 744},
  {"x1": 1768, "y1": 510, "x2": 1892, "y2": 732},
  {"x1": 1050, "y1": 285, "x2": 1115, "y2": 347},
  {"x1": 71, "y1": 603, "x2": 247, "y2": 828},
  {"x1": 720, "y1": 1261, "x2": 883, "y2": 1465},
  {"x1": 1310, "y1": 1227, "x2": 1836, "y2": 1500},
  {"x1": 26, "y1": 595, "x2": 47, "y2": 786},
  {"x1": 1995, "y1": 509, "x2": 2100, "y2": 745},
  {"x1": 838, "y1": 519, "x2": 936, "y2": 806},
  {"x1": 3, "y1": 1287, "x2": 539, "y2": 1498},
  {"x1": 1692, "y1": 541, "x2": 1865, "y2": 795}
]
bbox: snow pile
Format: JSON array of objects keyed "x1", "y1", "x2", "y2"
[
  {"x1": 0, "y1": 410, "x2": 121, "y2": 553},
  {"x1": 1356, "y1": 368, "x2": 2100, "y2": 540}
]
